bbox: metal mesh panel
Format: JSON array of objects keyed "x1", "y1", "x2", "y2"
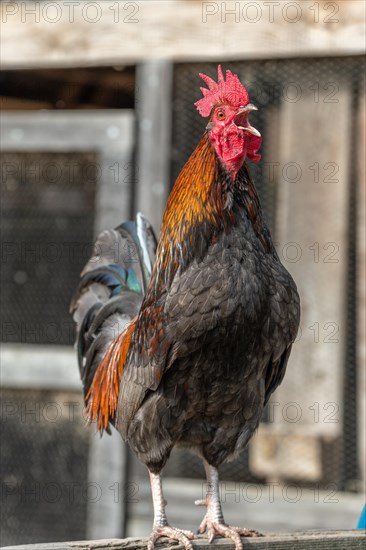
[
  {"x1": 169, "y1": 57, "x2": 363, "y2": 487},
  {"x1": 1, "y1": 389, "x2": 89, "y2": 546},
  {"x1": 172, "y1": 57, "x2": 363, "y2": 233},
  {"x1": 1, "y1": 152, "x2": 96, "y2": 345}
]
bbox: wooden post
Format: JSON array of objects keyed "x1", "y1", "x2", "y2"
[
  {"x1": 86, "y1": 433, "x2": 128, "y2": 539},
  {"x1": 135, "y1": 59, "x2": 173, "y2": 234},
  {"x1": 2, "y1": 531, "x2": 365, "y2": 549},
  {"x1": 251, "y1": 77, "x2": 352, "y2": 483},
  {"x1": 357, "y1": 81, "x2": 366, "y2": 489}
]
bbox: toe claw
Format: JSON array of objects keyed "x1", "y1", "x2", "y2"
[
  {"x1": 207, "y1": 529, "x2": 215, "y2": 544},
  {"x1": 147, "y1": 525, "x2": 194, "y2": 550},
  {"x1": 198, "y1": 512, "x2": 208, "y2": 534},
  {"x1": 198, "y1": 519, "x2": 261, "y2": 549},
  {"x1": 195, "y1": 498, "x2": 208, "y2": 507}
]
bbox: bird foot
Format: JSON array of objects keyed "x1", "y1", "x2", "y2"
[
  {"x1": 196, "y1": 512, "x2": 262, "y2": 550},
  {"x1": 147, "y1": 525, "x2": 195, "y2": 550}
]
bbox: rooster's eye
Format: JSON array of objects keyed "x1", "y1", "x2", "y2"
[{"x1": 217, "y1": 110, "x2": 225, "y2": 120}]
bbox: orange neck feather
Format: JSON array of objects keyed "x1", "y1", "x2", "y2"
[
  {"x1": 161, "y1": 133, "x2": 218, "y2": 241},
  {"x1": 152, "y1": 133, "x2": 233, "y2": 288}
]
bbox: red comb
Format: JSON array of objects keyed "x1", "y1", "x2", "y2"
[{"x1": 195, "y1": 65, "x2": 250, "y2": 117}]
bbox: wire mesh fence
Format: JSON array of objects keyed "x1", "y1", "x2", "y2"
[
  {"x1": 1, "y1": 390, "x2": 89, "y2": 546},
  {"x1": 1, "y1": 151, "x2": 97, "y2": 346}
]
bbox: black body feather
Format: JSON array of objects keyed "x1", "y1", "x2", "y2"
[{"x1": 115, "y1": 161, "x2": 300, "y2": 472}]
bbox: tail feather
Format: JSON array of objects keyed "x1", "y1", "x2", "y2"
[
  {"x1": 70, "y1": 213, "x2": 157, "y2": 432},
  {"x1": 85, "y1": 318, "x2": 136, "y2": 432},
  {"x1": 136, "y1": 211, "x2": 156, "y2": 279}
]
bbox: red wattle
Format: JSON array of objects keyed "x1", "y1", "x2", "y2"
[{"x1": 247, "y1": 134, "x2": 262, "y2": 163}]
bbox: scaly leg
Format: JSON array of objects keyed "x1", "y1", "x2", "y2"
[
  {"x1": 147, "y1": 471, "x2": 194, "y2": 550},
  {"x1": 195, "y1": 460, "x2": 261, "y2": 550}
]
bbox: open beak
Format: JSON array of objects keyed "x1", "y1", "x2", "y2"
[{"x1": 235, "y1": 104, "x2": 261, "y2": 137}]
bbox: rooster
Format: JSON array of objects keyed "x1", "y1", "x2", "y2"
[{"x1": 70, "y1": 65, "x2": 300, "y2": 550}]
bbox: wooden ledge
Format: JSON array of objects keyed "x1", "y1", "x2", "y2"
[{"x1": 2, "y1": 530, "x2": 365, "y2": 550}]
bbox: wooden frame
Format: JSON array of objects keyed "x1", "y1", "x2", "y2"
[
  {"x1": 135, "y1": 60, "x2": 173, "y2": 234},
  {"x1": 2, "y1": 530, "x2": 366, "y2": 549},
  {"x1": 1, "y1": 1, "x2": 365, "y2": 69},
  {"x1": 0, "y1": 110, "x2": 135, "y2": 539}
]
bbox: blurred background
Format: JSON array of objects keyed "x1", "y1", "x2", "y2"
[{"x1": 0, "y1": 0, "x2": 365, "y2": 546}]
